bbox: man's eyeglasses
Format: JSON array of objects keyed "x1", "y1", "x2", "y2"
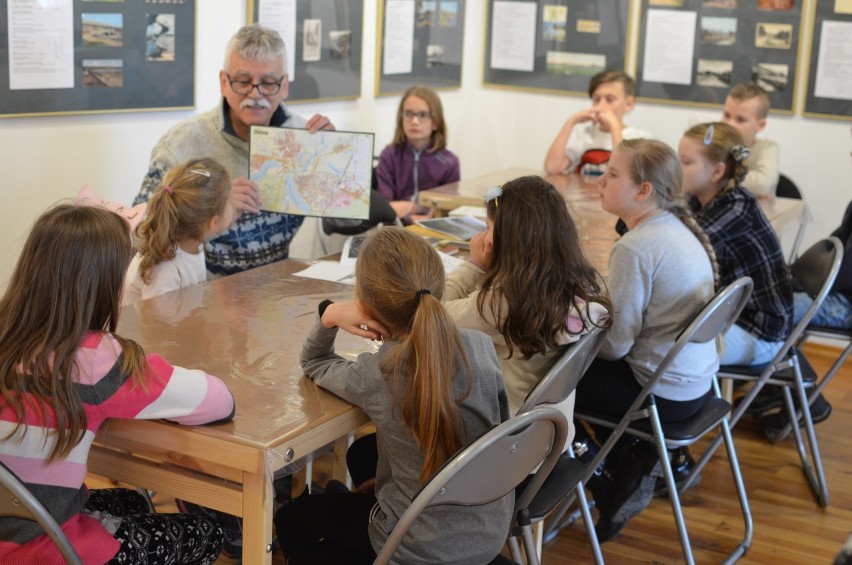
[
  {"x1": 226, "y1": 73, "x2": 285, "y2": 96},
  {"x1": 402, "y1": 110, "x2": 432, "y2": 121}
]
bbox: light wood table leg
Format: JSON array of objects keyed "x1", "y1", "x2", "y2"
[{"x1": 242, "y1": 470, "x2": 274, "y2": 565}]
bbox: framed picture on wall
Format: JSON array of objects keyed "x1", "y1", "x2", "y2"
[
  {"x1": 376, "y1": 0, "x2": 467, "y2": 96},
  {"x1": 248, "y1": 0, "x2": 364, "y2": 103},
  {"x1": 635, "y1": 0, "x2": 804, "y2": 113},
  {"x1": 803, "y1": 0, "x2": 852, "y2": 120},
  {"x1": 482, "y1": 0, "x2": 632, "y2": 97},
  {"x1": 0, "y1": 0, "x2": 195, "y2": 117}
]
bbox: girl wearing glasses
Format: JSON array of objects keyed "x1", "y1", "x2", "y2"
[{"x1": 375, "y1": 86, "x2": 460, "y2": 223}]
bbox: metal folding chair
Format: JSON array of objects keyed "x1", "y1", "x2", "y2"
[
  {"x1": 0, "y1": 463, "x2": 83, "y2": 565},
  {"x1": 575, "y1": 277, "x2": 755, "y2": 565},
  {"x1": 509, "y1": 327, "x2": 607, "y2": 564},
  {"x1": 698, "y1": 237, "x2": 843, "y2": 507},
  {"x1": 373, "y1": 406, "x2": 569, "y2": 565},
  {"x1": 776, "y1": 173, "x2": 808, "y2": 264}
]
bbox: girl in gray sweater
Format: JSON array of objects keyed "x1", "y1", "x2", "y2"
[
  {"x1": 577, "y1": 139, "x2": 719, "y2": 542},
  {"x1": 275, "y1": 228, "x2": 511, "y2": 564}
]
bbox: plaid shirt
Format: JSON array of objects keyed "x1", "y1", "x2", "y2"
[{"x1": 693, "y1": 186, "x2": 793, "y2": 342}]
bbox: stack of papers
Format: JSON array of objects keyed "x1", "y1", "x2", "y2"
[{"x1": 415, "y1": 216, "x2": 487, "y2": 241}]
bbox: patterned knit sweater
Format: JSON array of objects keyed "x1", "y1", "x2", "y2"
[{"x1": 0, "y1": 331, "x2": 235, "y2": 565}]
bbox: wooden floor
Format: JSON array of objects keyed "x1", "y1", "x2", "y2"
[{"x1": 90, "y1": 342, "x2": 852, "y2": 564}]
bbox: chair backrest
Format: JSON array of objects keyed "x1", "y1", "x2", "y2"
[
  {"x1": 776, "y1": 174, "x2": 802, "y2": 200},
  {"x1": 580, "y1": 277, "x2": 754, "y2": 481},
  {"x1": 0, "y1": 464, "x2": 83, "y2": 565},
  {"x1": 517, "y1": 327, "x2": 607, "y2": 414},
  {"x1": 373, "y1": 406, "x2": 568, "y2": 564}
]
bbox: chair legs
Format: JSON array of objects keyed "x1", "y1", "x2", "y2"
[{"x1": 783, "y1": 379, "x2": 830, "y2": 506}]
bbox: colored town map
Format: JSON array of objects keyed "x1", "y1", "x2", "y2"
[{"x1": 249, "y1": 127, "x2": 373, "y2": 219}]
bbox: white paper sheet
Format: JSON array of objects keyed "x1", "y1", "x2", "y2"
[
  {"x1": 383, "y1": 0, "x2": 415, "y2": 75},
  {"x1": 258, "y1": 0, "x2": 297, "y2": 82},
  {"x1": 8, "y1": 0, "x2": 74, "y2": 90},
  {"x1": 294, "y1": 261, "x2": 356, "y2": 285},
  {"x1": 642, "y1": 9, "x2": 697, "y2": 85},
  {"x1": 490, "y1": 1, "x2": 537, "y2": 72},
  {"x1": 814, "y1": 20, "x2": 852, "y2": 101}
]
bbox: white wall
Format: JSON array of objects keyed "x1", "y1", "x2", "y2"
[{"x1": 0, "y1": 0, "x2": 849, "y2": 286}]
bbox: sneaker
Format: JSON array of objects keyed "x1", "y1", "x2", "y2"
[
  {"x1": 176, "y1": 499, "x2": 243, "y2": 559},
  {"x1": 759, "y1": 393, "x2": 832, "y2": 443},
  {"x1": 654, "y1": 446, "x2": 701, "y2": 497}
]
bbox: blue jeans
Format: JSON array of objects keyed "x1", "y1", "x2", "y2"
[
  {"x1": 793, "y1": 291, "x2": 852, "y2": 330},
  {"x1": 721, "y1": 323, "x2": 785, "y2": 365}
]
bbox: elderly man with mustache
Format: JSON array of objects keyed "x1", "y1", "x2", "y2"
[{"x1": 135, "y1": 24, "x2": 335, "y2": 277}]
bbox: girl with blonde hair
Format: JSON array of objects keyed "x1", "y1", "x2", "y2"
[
  {"x1": 679, "y1": 121, "x2": 792, "y2": 365},
  {"x1": 275, "y1": 228, "x2": 511, "y2": 564},
  {"x1": 124, "y1": 158, "x2": 234, "y2": 303}
]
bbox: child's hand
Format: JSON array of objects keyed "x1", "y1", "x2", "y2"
[
  {"x1": 569, "y1": 107, "x2": 597, "y2": 126},
  {"x1": 593, "y1": 109, "x2": 622, "y2": 136},
  {"x1": 322, "y1": 301, "x2": 389, "y2": 341},
  {"x1": 230, "y1": 177, "x2": 261, "y2": 215},
  {"x1": 469, "y1": 231, "x2": 493, "y2": 271}
]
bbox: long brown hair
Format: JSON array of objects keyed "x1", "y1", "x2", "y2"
[
  {"x1": 619, "y1": 138, "x2": 720, "y2": 288},
  {"x1": 356, "y1": 228, "x2": 470, "y2": 483},
  {"x1": 391, "y1": 86, "x2": 448, "y2": 153},
  {"x1": 135, "y1": 158, "x2": 231, "y2": 284},
  {"x1": 0, "y1": 205, "x2": 147, "y2": 462},
  {"x1": 477, "y1": 176, "x2": 612, "y2": 359}
]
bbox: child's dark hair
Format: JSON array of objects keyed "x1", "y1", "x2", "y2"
[
  {"x1": 135, "y1": 158, "x2": 231, "y2": 283},
  {"x1": 355, "y1": 228, "x2": 471, "y2": 483},
  {"x1": 619, "y1": 139, "x2": 720, "y2": 288},
  {"x1": 392, "y1": 85, "x2": 448, "y2": 153},
  {"x1": 479, "y1": 176, "x2": 612, "y2": 359},
  {"x1": 0, "y1": 205, "x2": 147, "y2": 462},
  {"x1": 684, "y1": 122, "x2": 749, "y2": 193},
  {"x1": 588, "y1": 70, "x2": 636, "y2": 98}
]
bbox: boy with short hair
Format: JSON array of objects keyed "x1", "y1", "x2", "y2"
[
  {"x1": 544, "y1": 70, "x2": 651, "y2": 175},
  {"x1": 721, "y1": 83, "x2": 779, "y2": 198}
]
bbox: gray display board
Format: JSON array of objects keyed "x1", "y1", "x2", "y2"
[
  {"x1": 483, "y1": 0, "x2": 631, "y2": 95},
  {"x1": 376, "y1": 0, "x2": 466, "y2": 96},
  {"x1": 0, "y1": 0, "x2": 195, "y2": 117},
  {"x1": 803, "y1": 0, "x2": 852, "y2": 120},
  {"x1": 636, "y1": 0, "x2": 803, "y2": 113},
  {"x1": 250, "y1": 0, "x2": 363, "y2": 103}
]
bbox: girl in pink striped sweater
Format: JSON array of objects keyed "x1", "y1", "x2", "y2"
[{"x1": 0, "y1": 204, "x2": 235, "y2": 565}]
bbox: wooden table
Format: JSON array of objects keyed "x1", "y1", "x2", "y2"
[
  {"x1": 418, "y1": 167, "x2": 806, "y2": 276},
  {"x1": 90, "y1": 260, "x2": 370, "y2": 565}
]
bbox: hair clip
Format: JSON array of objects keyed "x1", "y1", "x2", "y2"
[
  {"x1": 730, "y1": 144, "x2": 751, "y2": 163},
  {"x1": 190, "y1": 169, "x2": 211, "y2": 177},
  {"x1": 703, "y1": 124, "x2": 715, "y2": 145},
  {"x1": 163, "y1": 185, "x2": 174, "y2": 194},
  {"x1": 485, "y1": 185, "x2": 502, "y2": 206},
  {"x1": 76, "y1": 186, "x2": 147, "y2": 231}
]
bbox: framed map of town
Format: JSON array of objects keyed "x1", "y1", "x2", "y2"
[{"x1": 0, "y1": 0, "x2": 195, "y2": 117}]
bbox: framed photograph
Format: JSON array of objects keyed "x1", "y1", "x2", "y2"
[
  {"x1": 483, "y1": 0, "x2": 632, "y2": 96},
  {"x1": 0, "y1": 1, "x2": 195, "y2": 117},
  {"x1": 636, "y1": 0, "x2": 803, "y2": 112},
  {"x1": 803, "y1": 0, "x2": 852, "y2": 119},
  {"x1": 248, "y1": 0, "x2": 364, "y2": 103}
]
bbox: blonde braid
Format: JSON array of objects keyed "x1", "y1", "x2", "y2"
[{"x1": 669, "y1": 202, "x2": 720, "y2": 289}]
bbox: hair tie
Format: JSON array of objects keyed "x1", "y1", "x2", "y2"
[
  {"x1": 415, "y1": 288, "x2": 431, "y2": 304},
  {"x1": 190, "y1": 169, "x2": 210, "y2": 178},
  {"x1": 730, "y1": 145, "x2": 751, "y2": 163},
  {"x1": 163, "y1": 185, "x2": 173, "y2": 195},
  {"x1": 485, "y1": 185, "x2": 502, "y2": 207},
  {"x1": 703, "y1": 124, "x2": 715, "y2": 145}
]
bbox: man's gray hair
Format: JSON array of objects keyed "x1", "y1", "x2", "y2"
[{"x1": 224, "y1": 24, "x2": 288, "y2": 74}]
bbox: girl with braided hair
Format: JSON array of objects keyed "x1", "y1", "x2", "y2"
[
  {"x1": 680, "y1": 121, "x2": 793, "y2": 366},
  {"x1": 575, "y1": 138, "x2": 720, "y2": 542}
]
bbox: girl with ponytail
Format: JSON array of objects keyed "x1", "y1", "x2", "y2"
[
  {"x1": 679, "y1": 122, "x2": 793, "y2": 365},
  {"x1": 276, "y1": 227, "x2": 511, "y2": 564},
  {"x1": 576, "y1": 138, "x2": 719, "y2": 542},
  {"x1": 124, "y1": 158, "x2": 234, "y2": 303}
]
